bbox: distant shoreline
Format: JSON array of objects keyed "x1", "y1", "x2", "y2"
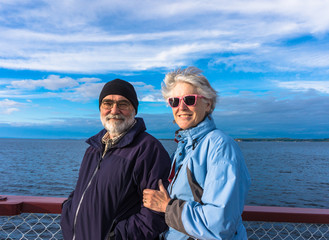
[
  {"x1": 160, "y1": 138, "x2": 329, "y2": 142},
  {"x1": 1, "y1": 137, "x2": 329, "y2": 142},
  {"x1": 234, "y1": 138, "x2": 329, "y2": 142}
]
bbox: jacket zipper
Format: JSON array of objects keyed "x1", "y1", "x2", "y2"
[
  {"x1": 72, "y1": 154, "x2": 103, "y2": 240},
  {"x1": 169, "y1": 145, "x2": 194, "y2": 195},
  {"x1": 169, "y1": 164, "x2": 182, "y2": 195}
]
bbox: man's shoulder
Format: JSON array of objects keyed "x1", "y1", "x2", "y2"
[
  {"x1": 136, "y1": 131, "x2": 161, "y2": 144},
  {"x1": 86, "y1": 129, "x2": 107, "y2": 148},
  {"x1": 134, "y1": 131, "x2": 169, "y2": 153}
]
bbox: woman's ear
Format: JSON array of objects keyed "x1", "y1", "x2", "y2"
[{"x1": 206, "y1": 100, "x2": 211, "y2": 112}]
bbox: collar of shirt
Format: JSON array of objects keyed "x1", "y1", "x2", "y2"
[{"x1": 101, "y1": 119, "x2": 136, "y2": 157}]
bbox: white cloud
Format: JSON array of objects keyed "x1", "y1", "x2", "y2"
[
  {"x1": 3, "y1": 108, "x2": 19, "y2": 114},
  {"x1": 10, "y1": 75, "x2": 79, "y2": 90},
  {"x1": 140, "y1": 95, "x2": 163, "y2": 102},
  {"x1": 62, "y1": 80, "x2": 163, "y2": 103},
  {"x1": 0, "y1": 99, "x2": 17, "y2": 106},
  {"x1": 1, "y1": 75, "x2": 164, "y2": 104},
  {"x1": 78, "y1": 77, "x2": 102, "y2": 83},
  {"x1": 275, "y1": 80, "x2": 329, "y2": 93},
  {"x1": 0, "y1": 99, "x2": 22, "y2": 114},
  {"x1": 64, "y1": 82, "x2": 105, "y2": 102},
  {"x1": 1, "y1": 0, "x2": 329, "y2": 73},
  {"x1": 131, "y1": 82, "x2": 157, "y2": 91},
  {"x1": 130, "y1": 81, "x2": 164, "y2": 102}
]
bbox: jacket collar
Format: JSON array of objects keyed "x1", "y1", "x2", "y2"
[
  {"x1": 86, "y1": 117, "x2": 146, "y2": 150},
  {"x1": 175, "y1": 115, "x2": 216, "y2": 147}
]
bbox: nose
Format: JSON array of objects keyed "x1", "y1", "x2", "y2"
[
  {"x1": 178, "y1": 100, "x2": 188, "y2": 110},
  {"x1": 110, "y1": 103, "x2": 121, "y2": 114}
]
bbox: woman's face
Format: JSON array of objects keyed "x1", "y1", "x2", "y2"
[{"x1": 170, "y1": 82, "x2": 211, "y2": 130}]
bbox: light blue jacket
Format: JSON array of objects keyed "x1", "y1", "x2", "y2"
[{"x1": 164, "y1": 115, "x2": 251, "y2": 240}]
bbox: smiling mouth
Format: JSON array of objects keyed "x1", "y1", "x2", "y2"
[
  {"x1": 109, "y1": 118, "x2": 124, "y2": 122},
  {"x1": 106, "y1": 114, "x2": 125, "y2": 121},
  {"x1": 178, "y1": 114, "x2": 192, "y2": 118}
]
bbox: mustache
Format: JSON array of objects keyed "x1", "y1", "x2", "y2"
[{"x1": 105, "y1": 114, "x2": 125, "y2": 121}]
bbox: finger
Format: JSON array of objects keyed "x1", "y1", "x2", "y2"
[
  {"x1": 158, "y1": 179, "x2": 165, "y2": 191},
  {"x1": 158, "y1": 179, "x2": 168, "y2": 196},
  {"x1": 143, "y1": 189, "x2": 155, "y2": 195},
  {"x1": 159, "y1": 179, "x2": 170, "y2": 200}
]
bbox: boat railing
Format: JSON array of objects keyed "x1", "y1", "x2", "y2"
[{"x1": 1, "y1": 195, "x2": 329, "y2": 239}]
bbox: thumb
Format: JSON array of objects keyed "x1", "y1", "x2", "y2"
[{"x1": 158, "y1": 179, "x2": 167, "y2": 195}]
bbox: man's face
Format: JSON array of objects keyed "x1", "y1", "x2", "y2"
[{"x1": 100, "y1": 95, "x2": 136, "y2": 137}]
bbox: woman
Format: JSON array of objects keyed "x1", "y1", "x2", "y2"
[{"x1": 143, "y1": 67, "x2": 251, "y2": 240}]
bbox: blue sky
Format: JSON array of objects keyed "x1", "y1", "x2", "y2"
[{"x1": 0, "y1": 0, "x2": 329, "y2": 139}]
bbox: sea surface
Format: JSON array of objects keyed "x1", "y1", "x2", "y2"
[{"x1": 1, "y1": 138, "x2": 329, "y2": 209}]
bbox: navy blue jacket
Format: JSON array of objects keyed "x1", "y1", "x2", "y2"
[{"x1": 60, "y1": 118, "x2": 171, "y2": 240}]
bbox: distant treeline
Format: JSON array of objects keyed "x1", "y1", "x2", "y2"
[{"x1": 234, "y1": 138, "x2": 329, "y2": 142}]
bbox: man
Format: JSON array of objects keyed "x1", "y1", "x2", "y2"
[{"x1": 60, "y1": 79, "x2": 171, "y2": 240}]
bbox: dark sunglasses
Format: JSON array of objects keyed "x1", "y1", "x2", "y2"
[{"x1": 168, "y1": 94, "x2": 204, "y2": 108}]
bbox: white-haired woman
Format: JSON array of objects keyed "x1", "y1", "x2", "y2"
[{"x1": 143, "y1": 67, "x2": 251, "y2": 240}]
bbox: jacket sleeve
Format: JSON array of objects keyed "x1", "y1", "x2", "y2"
[
  {"x1": 114, "y1": 137, "x2": 171, "y2": 240},
  {"x1": 165, "y1": 137, "x2": 251, "y2": 239}
]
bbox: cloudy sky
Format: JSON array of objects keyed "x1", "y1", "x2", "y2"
[{"x1": 0, "y1": 0, "x2": 329, "y2": 139}]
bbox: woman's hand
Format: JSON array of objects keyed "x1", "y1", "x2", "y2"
[{"x1": 143, "y1": 179, "x2": 171, "y2": 213}]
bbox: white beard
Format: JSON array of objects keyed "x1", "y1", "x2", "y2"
[{"x1": 101, "y1": 112, "x2": 135, "y2": 137}]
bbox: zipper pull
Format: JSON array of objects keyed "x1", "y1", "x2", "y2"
[{"x1": 192, "y1": 139, "x2": 197, "y2": 150}]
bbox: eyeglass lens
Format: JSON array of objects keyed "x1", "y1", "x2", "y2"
[
  {"x1": 169, "y1": 95, "x2": 197, "y2": 108},
  {"x1": 184, "y1": 96, "x2": 197, "y2": 105},
  {"x1": 102, "y1": 100, "x2": 130, "y2": 110}
]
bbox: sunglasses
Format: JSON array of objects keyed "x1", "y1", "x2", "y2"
[{"x1": 168, "y1": 94, "x2": 204, "y2": 108}]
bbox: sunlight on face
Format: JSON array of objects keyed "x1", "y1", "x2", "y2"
[
  {"x1": 100, "y1": 95, "x2": 135, "y2": 137},
  {"x1": 171, "y1": 82, "x2": 211, "y2": 130}
]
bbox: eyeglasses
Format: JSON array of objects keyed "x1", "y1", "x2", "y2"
[
  {"x1": 167, "y1": 94, "x2": 204, "y2": 108},
  {"x1": 101, "y1": 100, "x2": 131, "y2": 110}
]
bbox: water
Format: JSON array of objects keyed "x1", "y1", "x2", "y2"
[
  {"x1": 1, "y1": 138, "x2": 329, "y2": 209},
  {"x1": 239, "y1": 141, "x2": 329, "y2": 208}
]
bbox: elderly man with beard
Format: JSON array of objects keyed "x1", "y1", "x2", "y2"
[{"x1": 60, "y1": 79, "x2": 171, "y2": 240}]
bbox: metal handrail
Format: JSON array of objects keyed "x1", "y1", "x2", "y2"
[
  {"x1": 0, "y1": 195, "x2": 65, "y2": 215},
  {"x1": 242, "y1": 205, "x2": 329, "y2": 224},
  {"x1": 1, "y1": 194, "x2": 329, "y2": 224}
]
